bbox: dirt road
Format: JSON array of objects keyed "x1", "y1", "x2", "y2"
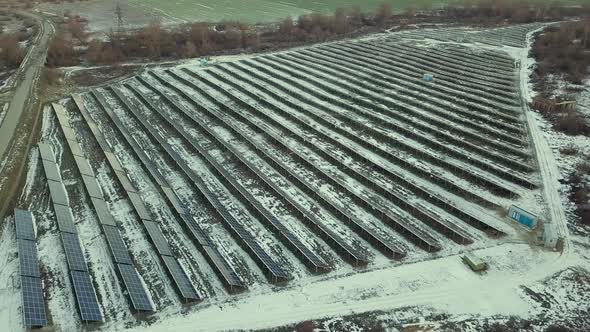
[{"x1": 0, "y1": 11, "x2": 54, "y2": 168}]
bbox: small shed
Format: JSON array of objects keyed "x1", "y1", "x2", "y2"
[
  {"x1": 423, "y1": 73, "x2": 434, "y2": 82},
  {"x1": 508, "y1": 205, "x2": 538, "y2": 230},
  {"x1": 462, "y1": 253, "x2": 487, "y2": 272},
  {"x1": 542, "y1": 223, "x2": 558, "y2": 249}
]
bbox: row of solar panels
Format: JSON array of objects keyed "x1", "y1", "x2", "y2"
[
  {"x1": 52, "y1": 103, "x2": 156, "y2": 313},
  {"x1": 106, "y1": 86, "x2": 290, "y2": 283},
  {"x1": 38, "y1": 141, "x2": 104, "y2": 322},
  {"x1": 154, "y1": 71, "x2": 380, "y2": 262},
  {"x1": 82, "y1": 91, "x2": 246, "y2": 292},
  {"x1": 174, "y1": 67, "x2": 440, "y2": 253},
  {"x1": 14, "y1": 209, "x2": 48, "y2": 328},
  {"x1": 72, "y1": 96, "x2": 201, "y2": 303},
  {"x1": 129, "y1": 79, "x2": 332, "y2": 273},
  {"x1": 145, "y1": 72, "x2": 380, "y2": 266},
  {"x1": 230, "y1": 56, "x2": 494, "y2": 245}
]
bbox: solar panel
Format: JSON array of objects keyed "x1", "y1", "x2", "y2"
[
  {"x1": 67, "y1": 140, "x2": 84, "y2": 157},
  {"x1": 38, "y1": 144, "x2": 56, "y2": 163},
  {"x1": 61, "y1": 233, "x2": 88, "y2": 272},
  {"x1": 55, "y1": 111, "x2": 71, "y2": 129},
  {"x1": 81, "y1": 174, "x2": 103, "y2": 199},
  {"x1": 115, "y1": 170, "x2": 136, "y2": 193},
  {"x1": 41, "y1": 158, "x2": 61, "y2": 182},
  {"x1": 47, "y1": 180, "x2": 69, "y2": 206},
  {"x1": 162, "y1": 187, "x2": 186, "y2": 215},
  {"x1": 14, "y1": 209, "x2": 36, "y2": 240},
  {"x1": 74, "y1": 155, "x2": 94, "y2": 177},
  {"x1": 18, "y1": 239, "x2": 41, "y2": 277},
  {"x1": 203, "y1": 246, "x2": 244, "y2": 288},
  {"x1": 116, "y1": 263, "x2": 154, "y2": 312},
  {"x1": 128, "y1": 192, "x2": 151, "y2": 220},
  {"x1": 91, "y1": 198, "x2": 117, "y2": 226},
  {"x1": 21, "y1": 276, "x2": 47, "y2": 328},
  {"x1": 53, "y1": 204, "x2": 77, "y2": 233},
  {"x1": 161, "y1": 256, "x2": 200, "y2": 301},
  {"x1": 61, "y1": 126, "x2": 77, "y2": 141},
  {"x1": 104, "y1": 152, "x2": 124, "y2": 172},
  {"x1": 70, "y1": 271, "x2": 103, "y2": 321},
  {"x1": 143, "y1": 220, "x2": 172, "y2": 256},
  {"x1": 102, "y1": 225, "x2": 133, "y2": 264}
]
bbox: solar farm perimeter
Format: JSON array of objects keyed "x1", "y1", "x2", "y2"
[{"x1": 2, "y1": 22, "x2": 576, "y2": 331}]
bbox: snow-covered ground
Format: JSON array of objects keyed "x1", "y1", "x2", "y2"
[{"x1": 2, "y1": 23, "x2": 589, "y2": 332}]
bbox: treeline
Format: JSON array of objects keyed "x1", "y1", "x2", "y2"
[
  {"x1": 533, "y1": 20, "x2": 590, "y2": 85},
  {"x1": 0, "y1": 32, "x2": 26, "y2": 69},
  {"x1": 46, "y1": 1, "x2": 590, "y2": 67},
  {"x1": 530, "y1": 20, "x2": 590, "y2": 137},
  {"x1": 443, "y1": 0, "x2": 590, "y2": 24},
  {"x1": 86, "y1": 20, "x2": 261, "y2": 64},
  {"x1": 567, "y1": 161, "x2": 590, "y2": 226}
]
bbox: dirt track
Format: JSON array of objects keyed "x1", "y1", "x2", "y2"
[{"x1": 0, "y1": 11, "x2": 54, "y2": 219}]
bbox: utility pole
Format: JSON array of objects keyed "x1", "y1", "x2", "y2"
[{"x1": 115, "y1": 2, "x2": 124, "y2": 33}]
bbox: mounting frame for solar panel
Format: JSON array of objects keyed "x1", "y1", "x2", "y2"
[
  {"x1": 78, "y1": 91, "x2": 246, "y2": 293},
  {"x1": 15, "y1": 209, "x2": 48, "y2": 328},
  {"x1": 51, "y1": 102, "x2": 158, "y2": 311},
  {"x1": 38, "y1": 139, "x2": 103, "y2": 322},
  {"x1": 71, "y1": 94, "x2": 206, "y2": 301}
]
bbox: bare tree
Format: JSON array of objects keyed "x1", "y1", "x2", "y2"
[{"x1": 375, "y1": 3, "x2": 393, "y2": 26}]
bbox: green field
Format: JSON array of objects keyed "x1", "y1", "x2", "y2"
[{"x1": 127, "y1": 0, "x2": 446, "y2": 24}]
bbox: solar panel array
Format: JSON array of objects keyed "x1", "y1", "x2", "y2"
[
  {"x1": 73, "y1": 93, "x2": 206, "y2": 302},
  {"x1": 53, "y1": 102, "x2": 156, "y2": 311},
  {"x1": 77, "y1": 92, "x2": 245, "y2": 293},
  {"x1": 108, "y1": 87, "x2": 289, "y2": 282},
  {"x1": 39, "y1": 133, "x2": 103, "y2": 322},
  {"x1": 138, "y1": 81, "x2": 334, "y2": 271},
  {"x1": 14, "y1": 209, "x2": 47, "y2": 328}
]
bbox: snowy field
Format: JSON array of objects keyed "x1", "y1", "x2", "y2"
[{"x1": 1, "y1": 23, "x2": 589, "y2": 331}]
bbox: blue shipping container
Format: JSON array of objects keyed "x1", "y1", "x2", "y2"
[{"x1": 508, "y1": 205, "x2": 537, "y2": 229}]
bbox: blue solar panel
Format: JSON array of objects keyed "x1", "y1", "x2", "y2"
[
  {"x1": 53, "y1": 204, "x2": 77, "y2": 233},
  {"x1": 74, "y1": 156, "x2": 94, "y2": 177},
  {"x1": 81, "y1": 174, "x2": 103, "y2": 199},
  {"x1": 162, "y1": 187, "x2": 187, "y2": 214},
  {"x1": 38, "y1": 143, "x2": 56, "y2": 163},
  {"x1": 47, "y1": 180, "x2": 69, "y2": 206},
  {"x1": 21, "y1": 276, "x2": 47, "y2": 328},
  {"x1": 14, "y1": 209, "x2": 36, "y2": 241},
  {"x1": 115, "y1": 170, "x2": 137, "y2": 193},
  {"x1": 61, "y1": 126, "x2": 77, "y2": 141},
  {"x1": 70, "y1": 271, "x2": 103, "y2": 321},
  {"x1": 143, "y1": 220, "x2": 172, "y2": 256},
  {"x1": 91, "y1": 198, "x2": 117, "y2": 226},
  {"x1": 41, "y1": 159, "x2": 62, "y2": 182},
  {"x1": 104, "y1": 152, "x2": 124, "y2": 172},
  {"x1": 161, "y1": 256, "x2": 200, "y2": 301},
  {"x1": 18, "y1": 240, "x2": 41, "y2": 277},
  {"x1": 67, "y1": 139, "x2": 84, "y2": 157},
  {"x1": 128, "y1": 192, "x2": 151, "y2": 220},
  {"x1": 61, "y1": 233, "x2": 88, "y2": 272},
  {"x1": 116, "y1": 263, "x2": 154, "y2": 312},
  {"x1": 102, "y1": 225, "x2": 132, "y2": 264}
]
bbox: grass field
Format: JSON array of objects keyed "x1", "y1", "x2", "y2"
[{"x1": 127, "y1": 0, "x2": 446, "y2": 24}]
